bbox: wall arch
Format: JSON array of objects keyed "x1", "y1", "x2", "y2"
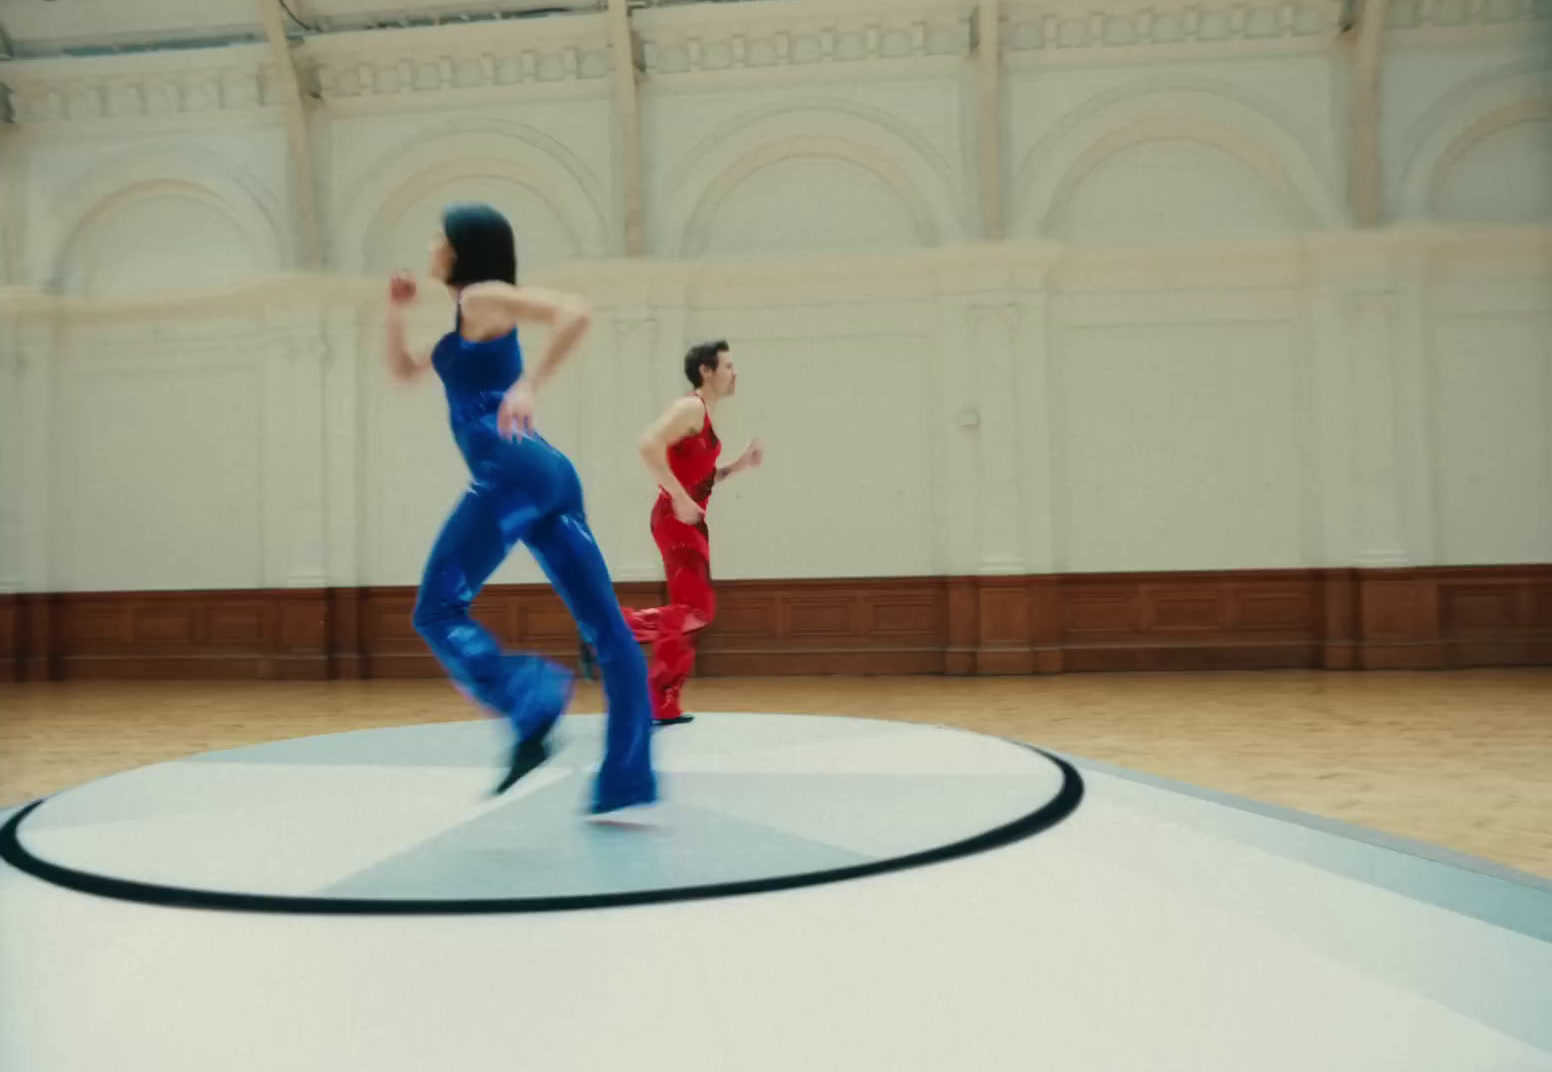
[
  {"x1": 661, "y1": 104, "x2": 965, "y2": 258},
  {"x1": 1013, "y1": 84, "x2": 1342, "y2": 239},
  {"x1": 58, "y1": 183, "x2": 270, "y2": 297},
  {"x1": 341, "y1": 119, "x2": 611, "y2": 273},
  {"x1": 44, "y1": 145, "x2": 284, "y2": 291},
  {"x1": 1396, "y1": 67, "x2": 1552, "y2": 223}
]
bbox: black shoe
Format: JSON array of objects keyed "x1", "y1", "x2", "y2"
[
  {"x1": 653, "y1": 715, "x2": 695, "y2": 728},
  {"x1": 578, "y1": 642, "x2": 599, "y2": 682},
  {"x1": 494, "y1": 732, "x2": 551, "y2": 796}
]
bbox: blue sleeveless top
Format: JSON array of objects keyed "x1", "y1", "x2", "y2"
[{"x1": 431, "y1": 314, "x2": 524, "y2": 474}]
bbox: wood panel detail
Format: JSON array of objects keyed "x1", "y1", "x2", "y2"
[
  {"x1": 1433, "y1": 567, "x2": 1552, "y2": 667},
  {"x1": 699, "y1": 579, "x2": 944, "y2": 676},
  {"x1": 1055, "y1": 572, "x2": 1321, "y2": 673},
  {"x1": 0, "y1": 594, "x2": 18, "y2": 682},
  {"x1": 3, "y1": 567, "x2": 1549, "y2": 681}
]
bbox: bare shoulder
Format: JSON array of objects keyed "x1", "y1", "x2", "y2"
[
  {"x1": 668, "y1": 395, "x2": 706, "y2": 433},
  {"x1": 459, "y1": 283, "x2": 588, "y2": 330}
]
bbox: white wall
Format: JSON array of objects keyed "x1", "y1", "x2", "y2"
[{"x1": 0, "y1": 0, "x2": 1548, "y2": 594}]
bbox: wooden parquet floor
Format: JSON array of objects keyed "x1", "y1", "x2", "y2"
[{"x1": 3, "y1": 670, "x2": 1549, "y2": 878}]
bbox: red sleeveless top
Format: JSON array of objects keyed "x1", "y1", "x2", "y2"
[{"x1": 663, "y1": 395, "x2": 722, "y2": 508}]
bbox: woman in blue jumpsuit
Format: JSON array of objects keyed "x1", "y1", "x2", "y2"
[{"x1": 385, "y1": 203, "x2": 656, "y2": 817}]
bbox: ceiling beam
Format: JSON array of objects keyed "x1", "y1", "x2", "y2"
[
  {"x1": 607, "y1": 0, "x2": 645, "y2": 257},
  {"x1": 975, "y1": 0, "x2": 1003, "y2": 241},
  {"x1": 1346, "y1": 0, "x2": 1391, "y2": 228},
  {"x1": 256, "y1": 0, "x2": 323, "y2": 269}
]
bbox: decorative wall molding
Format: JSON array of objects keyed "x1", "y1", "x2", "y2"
[
  {"x1": 0, "y1": 0, "x2": 1542, "y2": 130},
  {"x1": 1002, "y1": 0, "x2": 1545, "y2": 56},
  {"x1": 305, "y1": 19, "x2": 615, "y2": 102},
  {"x1": 634, "y1": 0, "x2": 974, "y2": 77},
  {"x1": 0, "y1": 226, "x2": 1545, "y2": 317},
  {"x1": 6, "y1": 565, "x2": 1550, "y2": 681},
  {"x1": 1, "y1": 48, "x2": 280, "y2": 127},
  {"x1": 0, "y1": 21, "x2": 619, "y2": 129},
  {"x1": 1382, "y1": 0, "x2": 1552, "y2": 34},
  {"x1": 1003, "y1": 0, "x2": 1340, "y2": 55}
]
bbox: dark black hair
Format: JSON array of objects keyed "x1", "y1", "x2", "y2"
[
  {"x1": 441, "y1": 203, "x2": 517, "y2": 286},
  {"x1": 684, "y1": 340, "x2": 728, "y2": 388}
]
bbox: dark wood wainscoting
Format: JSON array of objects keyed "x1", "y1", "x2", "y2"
[{"x1": 3, "y1": 566, "x2": 1549, "y2": 681}]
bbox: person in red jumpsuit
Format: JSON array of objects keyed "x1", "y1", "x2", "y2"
[{"x1": 586, "y1": 340, "x2": 761, "y2": 725}]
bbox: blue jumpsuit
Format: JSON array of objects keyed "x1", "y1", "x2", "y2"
[{"x1": 412, "y1": 315, "x2": 657, "y2": 814}]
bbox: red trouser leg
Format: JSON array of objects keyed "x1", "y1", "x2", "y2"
[{"x1": 622, "y1": 510, "x2": 714, "y2": 722}]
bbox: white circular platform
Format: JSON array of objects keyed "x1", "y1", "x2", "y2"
[
  {"x1": 0, "y1": 713, "x2": 1079, "y2": 912},
  {"x1": 6, "y1": 713, "x2": 1551, "y2": 1072}
]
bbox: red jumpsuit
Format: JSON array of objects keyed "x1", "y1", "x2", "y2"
[{"x1": 623, "y1": 396, "x2": 720, "y2": 724}]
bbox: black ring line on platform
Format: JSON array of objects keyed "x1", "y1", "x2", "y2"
[{"x1": 0, "y1": 744, "x2": 1084, "y2": 917}]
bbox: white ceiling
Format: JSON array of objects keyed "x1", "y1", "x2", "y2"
[{"x1": 0, "y1": 0, "x2": 744, "y2": 57}]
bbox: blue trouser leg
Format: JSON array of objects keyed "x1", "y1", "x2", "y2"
[
  {"x1": 413, "y1": 485, "x2": 572, "y2": 741},
  {"x1": 525, "y1": 511, "x2": 657, "y2": 813}
]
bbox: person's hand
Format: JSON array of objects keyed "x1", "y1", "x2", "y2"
[
  {"x1": 388, "y1": 272, "x2": 417, "y2": 307},
  {"x1": 739, "y1": 439, "x2": 764, "y2": 470},
  {"x1": 672, "y1": 495, "x2": 705, "y2": 525},
  {"x1": 498, "y1": 380, "x2": 537, "y2": 440}
]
